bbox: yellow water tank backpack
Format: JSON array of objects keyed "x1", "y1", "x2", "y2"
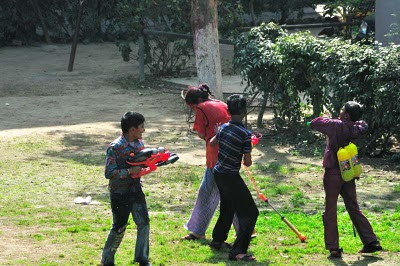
[{"x1": 337, "y1": 142, "x2": 362, "y2": 182}]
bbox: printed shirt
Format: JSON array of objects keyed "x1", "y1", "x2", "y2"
[
  {"x1": 310, "y1": 117, "x2": 368, "y2": 171},
  {"x1": 193, "y1": 100, "x2": 230, "y2": 168},
  {"x1": 105, "y1": 134, "x2": 145, "y2": 193},
  {"x1": 213, "y1": 120, "x2": 252, "y2": 174}
]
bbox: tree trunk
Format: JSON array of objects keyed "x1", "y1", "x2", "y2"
[
  {"x1": 68, "y1": 0, "x2": 85, "y2": 72},
  {"x1": 191, "y1": 0, "x2": 223, "y2": 100},
  {"x1": 257, "y1": 92, "x2": 268, "y2": 128},
  {"x1": 279, "y1": 6, "x2": 289, "y2": 24},
  {"x1": 249, "y1": 0, "x2": 256, "y2": 26},
  {"x1": 31, "y1": 0, "x2": 51, "y2": 44},
  {"x1": 97, "y1": 0, "x2": 103, "y2": 39}
]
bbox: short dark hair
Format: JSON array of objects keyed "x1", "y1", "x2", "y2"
[
  {"x1": 227, "y1": 94, "x2": 247, "y2": 115},
  {"x1": 121, "y1": 112, "x2": 145, "y2": 133},
  {"x1": 344, "y1": 101, "x2": 363, "y2": 122},
  {"x1": 184, "y1": 84, "x2": 213, "y2": 105}
]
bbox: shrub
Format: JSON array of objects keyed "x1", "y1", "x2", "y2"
[{"x1": 234, "y1": 22, "x2": 400, "y2": 154}]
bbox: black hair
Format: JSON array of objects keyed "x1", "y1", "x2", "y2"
[
  {"x1": 227, "y1": 94, "x2": 247, "y2": 115},
  {"x1": 344, "y1": 101, "x2": 363, "y2": 122},
  {"x1": 184, "y1": 83, "x2": 214, "y2": 105},
  {"x1": 121, "y1": 112, "x2": 145, "y2": 133}
]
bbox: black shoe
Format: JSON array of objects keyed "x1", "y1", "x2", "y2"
[
  {"x1": 360, "y1": 241, "x2": 383, "y2": 253},
  {"x1": 329, "y1": 248, "x2": 343, "y2": 258},
  {"x1": 139, "y1": 263, "x2": 152, "y2": 266}
]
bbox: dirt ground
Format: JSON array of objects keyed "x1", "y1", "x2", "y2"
[
  {"x1": 1, "y1": 42, "x2": 399, "y2": 265},
  {"x1": 0, "y1": 42, "x2": 241, "y2": 164}
]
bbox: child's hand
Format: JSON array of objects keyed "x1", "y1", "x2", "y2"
[
  {"x1": 243, "y1": 153, "x2": 252, "y2": 167},
  {"x1": 214, "y1": 122, "x2": 221, "y2": 135},
  {"x1": 322, "y1": 110, "x2": 331, "y2": 118},
  {"x1": 128, "y1": 166, "x2": 141, "y2": 175}
]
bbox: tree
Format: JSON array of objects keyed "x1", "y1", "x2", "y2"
[
  {"x1": 30, "y1": 0, "x2": 51, "y2": 43},
  {"x1": 191, "y1": 0, "x2": 223, "y2": 99},
  {"x1": 263, "y1": 0, "x2": 318, "y2": 24},
  {"x1": 323, "y1": 0, "x2": 374, "y2": 39}
]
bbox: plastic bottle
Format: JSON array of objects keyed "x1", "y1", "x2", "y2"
[
  {"x1": 337, "y1": 148, "x2": 354, "y2": 182},
  {"x1": 345, "y1": 142, "x2": 362, "y2": 177}
]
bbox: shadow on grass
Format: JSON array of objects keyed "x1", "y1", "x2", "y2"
[
  {"x1": 328, "y1": 254, "x2": 384, "y2": 265},
  {"x1": 42, "y1": 131, "x2": 111, "y2": 166},
  {"x1": 191, "y1": 238, "x2": 271, "y2": 265}
]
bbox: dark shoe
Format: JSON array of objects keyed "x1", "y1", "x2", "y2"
[
  {"x1": 329, "y1": 248, "x2": 343, "y2": 258},
  {"x1": 181, "y1": 233, "x2": 205, "y2": 241},
  {"x1": 229, "y1": 253, "x2": 256, "y2": 262},
  {"x1": 209, "y1": 241, "x2": 232, "y2": 250},
  {"x1": 138, "y1": 262, "x2": 152, "y2": 266},
  {"x1": 360, "y1": 241, "x2": 383, "y2": 253}
]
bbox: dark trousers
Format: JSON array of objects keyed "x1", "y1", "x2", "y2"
[
  {"x1": 101, "y1": 191, "x2": 150, "y2": 265},
  {"x1": 212, "y1": 171, "x2": 259, "y2": 257},
  {"x1": 323, "y1": 169, "x2": 377, "y2": 250}
]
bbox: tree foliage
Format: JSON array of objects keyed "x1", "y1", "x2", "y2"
[
  {"x1": 234, "y1": 23, "x2": 400, "y2": 155},
  {"x1": 0, "y1": 0, "x2": 120, "y2": 45}
]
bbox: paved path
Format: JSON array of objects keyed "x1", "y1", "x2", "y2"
[{"x1": 165, "y1": 75, "x2": 246, "y2": 94}]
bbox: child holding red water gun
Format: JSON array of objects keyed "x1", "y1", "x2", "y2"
[{"x1": 100, "y1": 111, "x2": 151, "y2": 266}]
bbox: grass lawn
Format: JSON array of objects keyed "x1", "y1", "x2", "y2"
[{"x1": 1, "y1": 133, "x2": 399, "y2": 265}]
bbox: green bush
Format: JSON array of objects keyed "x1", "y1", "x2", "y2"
[{"x1": 234, "y1": 22, "x2": 400, "y2": 155}]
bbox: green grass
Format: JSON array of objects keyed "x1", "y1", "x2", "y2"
[{"x1": 0, "y1": 135, "x2": 399, "y2": 265}]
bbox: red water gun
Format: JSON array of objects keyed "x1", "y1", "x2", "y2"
[
  {"x1": 126, "y1": 147, "x2": 179, "y2": 178},
  {"x1": 251, "y1": 133, "x2": 262, "y2": 147}
]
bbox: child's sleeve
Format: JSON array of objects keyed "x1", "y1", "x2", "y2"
[
  {"x1": 193, "y1": 107, "x2": 207, "y2": 137},
  {"x1": 310, "y1": 117, "x2": 337, "y2": 137},
  {"x1": 243, "y1": 132, "x2": 252, "y2": 154},
  {"x1": 105, "y1": 147, "x2": 129, "y2": 180}
]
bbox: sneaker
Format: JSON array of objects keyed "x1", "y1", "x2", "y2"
[
  {"x1": 360, "y1": 241, "x2": 383, "y2": 253},
  {"x1": 329, "y1": 248, "x2": 343, "y2": 258}
]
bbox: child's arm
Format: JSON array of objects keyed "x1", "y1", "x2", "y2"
[
  {"x1": 243, "y1": 153, "x2": 252, "y2": 167},
  {"x1": 243, "y1": 131, "x2": 252, "y2": 166},
  {"x1": 105, "y1": 147, "x2": 131, "y2": 179},
  {"x1": 209, "y1": 122, "x2": 222, "y2": 146},
  {"x1": 105, "y1": 147, "x2": 142, "y2": 179},
  {"x1": 193, "y1": 107, "x2": 207, "y2": 140},
  {"x1": 310, "y1": 117, "x2": 337, "y2": 137}
]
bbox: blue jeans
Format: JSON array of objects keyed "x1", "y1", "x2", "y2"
[{"x1": 101, "y1": 191, "x2": 150, "y2": 265}]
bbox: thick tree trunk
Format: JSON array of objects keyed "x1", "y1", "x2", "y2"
[
  {"x1": 191, "y1": 0, "x2": 223, "y2": 100},
  {"x1": 31, "y1": 0, "x2": 51, "y2": 44}
]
